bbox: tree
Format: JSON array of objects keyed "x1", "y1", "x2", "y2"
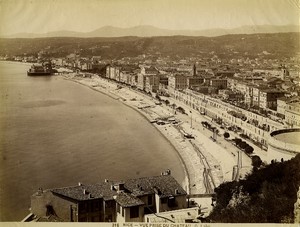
[
  {"x1": 155, "y1": 94, "x2": 161, "y2": 101},
  {"x1": 251, "y1": 155, "x2": 262, "y2": 168},
  {"x1": 245, "y1": 145, "x2": 254, "y2": 154},
  {"x1": 176, "y1": 106, "x2": 186, "y2": 114},
  {"x1": 224, "y1": 132, "x2": 230, "y2": 139},
  {"x1": 239, "y1": 141, "x2": 248, "y2": 150},
  {"x1": 234, "y1": 138, "x2": 242, "y2": 146},
  {"x1": 208, "y1": 154, "x2": 300, "y2": 223}
]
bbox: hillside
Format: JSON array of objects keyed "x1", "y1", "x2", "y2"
[
  {"x1": 0, "y1": 33, "x2": 299, "y2": 60},
  {"x1": 208, "y1": 154, "x2": 300, "y2": 223}
]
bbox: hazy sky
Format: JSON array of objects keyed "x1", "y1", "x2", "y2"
[{"x1": 0, "y1": 0, "x2": 299, "y2": 35}]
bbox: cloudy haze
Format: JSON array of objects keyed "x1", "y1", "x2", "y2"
[{"x1": 0, "y1": 0, "x2": 299, "y2": 36}]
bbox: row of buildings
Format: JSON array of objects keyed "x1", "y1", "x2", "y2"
[
  {"x1": 27, "y1": 173, "x2": 204, "y2": 223},
  {"x1": 106, "y1": 64, "x2": 299, "y2": 123},
  {"x1": 104, "y1": 64, "x2": 300, "y2": 149}
]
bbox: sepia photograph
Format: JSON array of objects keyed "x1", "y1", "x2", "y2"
[{"x1": 0, "y1": 0, "x2": 299, "y2": 224}]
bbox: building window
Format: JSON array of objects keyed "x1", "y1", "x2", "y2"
[
  {"x1": 105, "y1": 201, "x2": 112, "y2": 208},
  {"x1": 93, "y1": 200, "x2": 100, "y2": 211},
  {"x1": 92, "y1": 216, "x2": 100, "y2": 222},
  {"x1": 130, "y1": 206, "x2": 139, "y2": 218},
  {"x1": 148, "y1": 195, "x2": 152, "y2": 206},
  {"x1": 117, "y1": 204, "x2": 120, "y2": 213},
  {"x1": 79, "y1": 216, "x2": 88, "y2": 222},
  {"x1": 122, "y1": 207, "x2": 124, "y2": 217},
  {"x1": 106, "y1": 214, "x2": 113, "y2": 222},
  {"x1": 161, "y1": 198, "x2": 167, "y2": 204},
  {"x1": 168, "y1": 197, "x2": 177, "y2": 207},
  {"x1": 79, "y1": 203, "x2": 88, "y2": 213}
]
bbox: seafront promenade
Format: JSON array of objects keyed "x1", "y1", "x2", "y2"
[{"x1": 62, "y1": 73, "x2": 253, "y2": 195}]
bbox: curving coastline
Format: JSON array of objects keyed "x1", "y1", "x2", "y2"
[
  {"x1": 62, "y1": 74, "x2": 191, "y2": 192},
  {"x1": 61, "y1": 73, "x2": 233, "y2": 195}
]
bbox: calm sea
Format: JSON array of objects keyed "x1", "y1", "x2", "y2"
[{"x1": 0, "y1": 61, "x2": 185, "y2": 221}]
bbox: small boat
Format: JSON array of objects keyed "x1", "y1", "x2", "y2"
[{"x1": 27, "y1": 62, "x2": 53, "y2": 76}]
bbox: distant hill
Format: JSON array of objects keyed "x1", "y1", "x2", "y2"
[
  {"x1": 3, "y1": 24, "x2": 299, "y2": 38},
  {"x1": 0, "y1": 33, "x2": 299, "y2": 59}
]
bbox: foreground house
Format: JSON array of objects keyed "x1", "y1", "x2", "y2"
[{"x1": 29, "y1": 174, "x2": 187, "y2": 222}]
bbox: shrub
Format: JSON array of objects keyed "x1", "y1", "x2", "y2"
[
  {"x1": 245, "y1": 146, "x2": 254, "y2": 154},
  {"x1": 224, "y1": 132, "x2": 230, "y2": 139},
  {"x1": 251, "y1": 155, "x2": 262, "y2": 168}
]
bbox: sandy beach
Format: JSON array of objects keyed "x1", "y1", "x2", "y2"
[{"x1": 62, "y1": 73, "x2": 254, "y2": 195}]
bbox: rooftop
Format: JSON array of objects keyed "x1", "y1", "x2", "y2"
[
  {"x1": 120, "y1": 65, "x2": 139, "y2": 73},
  {"x1": 144, "y1": 66, "x2": 159, "y2": 74},
  {"x1": 49, "y1": 175, "x2": 186, "y2": 202},
  {"x1": 145, "y1": 207, "x2": 201, "y2": 223},
  {"x1": 259, "y1": 88, "x2": 285, "y2": 93},
  {"x1": 125, "y1": 175, "x2": 186, "y2": 198},
  {"x1": 115, "y1": 192, "x2": 145, "y2": 207},
  {"x1": 278, "y1": 96, "x2": 300, "y2": 103},
  {"x1": 51, "y1": 182, "x2": 115, "y2": 201},
  {"x1": 288, "y1": 101, "x2": 300, "y2": 108},
  {"x1": 34, "y1": 215, "x2": 64, "y2": 222}
]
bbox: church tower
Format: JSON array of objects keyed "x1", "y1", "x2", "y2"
[{"x1": 193, "y1": 64, "x2": 196, "y2": 76}]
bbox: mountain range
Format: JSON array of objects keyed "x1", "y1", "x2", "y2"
[
  {"x1": 3, "y1": 24, "x2": 299, "y2": 38},
  {"x1": 1, "y1": 32, "x2": 298, "y2": 60}
]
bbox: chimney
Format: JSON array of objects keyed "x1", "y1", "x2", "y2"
[
  {"x1": 37, "y1": 187, "x2": 43, "y2": 196},
  {"x1": 153, "y1": 187, "x2": 161, "y2": 195},
  {"x1": 83, "y1": 189, "x2": 87, "y2": 195},
  {"x1": 175, "y1": 189, "x2": 179, "y2": 195},
  {"x1": 110, "y1": 185, "x2": 115, "y2": 191},
  {"x1": 118, "y1": 183, "x2": 125, "y2": 192},
  {"x1": 104, "y1": 179, "x2": 109, "y2": 183},
  {"x1": 78, "y1": 182, "x2": 82, "y2": 186},
  {"x1": 162, "y1": 169, "x2": 171, "y2": 175}
]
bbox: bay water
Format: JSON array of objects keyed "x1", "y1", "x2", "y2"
[{"x1": 0, "y1": 61, "x2": 185, "y2": 221}]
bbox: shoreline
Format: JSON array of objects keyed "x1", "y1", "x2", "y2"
[
  {"x1": 61, "y1": 73, "x2": 234, "y2": 195},
  {"x1": 62, "y1": 74, "x2": 193, "y2": 192},
  {"x1": 61, "y1": 72, "x2": 254, "y2": 196},
  {"x1": 0, "y1": 60, "x2": 32, "y2": 66}
]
